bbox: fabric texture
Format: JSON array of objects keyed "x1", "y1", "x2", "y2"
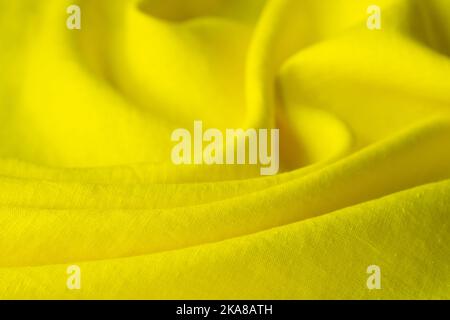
[{"x1": 0, "y1": 0, "x2": 449, "y2": 299}]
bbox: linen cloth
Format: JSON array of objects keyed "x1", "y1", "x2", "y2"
[{"x1": 0, "y1": 0, "x2": 449, "y2": 299}]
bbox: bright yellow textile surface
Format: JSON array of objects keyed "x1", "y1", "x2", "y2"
[{"x1": 0, "y1": 0, "x2": 449, "y2": 299}]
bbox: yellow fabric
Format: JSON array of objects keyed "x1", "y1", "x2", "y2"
[{"x1": 0, "y1": 0, "x2": 449, "y2": 299}]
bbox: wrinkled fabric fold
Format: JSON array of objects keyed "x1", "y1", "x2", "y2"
[{"x1": 0, "y1": 0, "x2": 449, "y2": 299}]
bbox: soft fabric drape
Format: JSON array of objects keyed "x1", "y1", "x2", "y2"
[{"x1": 0, "y1": 0, "x2": 449, "y2": 299}]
